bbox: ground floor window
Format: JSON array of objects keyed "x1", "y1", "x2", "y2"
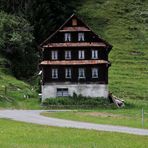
[
  {"x1": 65, "y1": 68, "x2": 71, "y2": 78},
  {"x1": 56, "y1": 88, "x2": 69, "y2": 97},
  {"x1": 92, "y1": 68, "x2": 98, "y2": 78},
  {"x1": 78, "y1": 68, "x2": 85, "y2": 79},
  {"x1": 52, "y1": 68, "x2": 58, "y2": 79}
]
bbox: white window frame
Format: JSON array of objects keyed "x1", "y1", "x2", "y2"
[
  {"x1": 52, "y1": 68, "x2": 58, "y2": 79},
  {"x1": 92, "y1": 68, "x2": 98, "y2": 78},
  {"x1": 78, "y1": 68, "x2": 85, "y2": 79},
  {"x1": 78, "y1": 33, "x2": 85, "y2": 41},
  {"x1": 78, "y1": 50, "x2": 85, "y2": 59},
  {"x1": 92, "y1": 50, "x2": 98, "y2": 59},
  {"x1": 65, "y1": 68, "x2": 71, "y2": 78},
  {"x1": 64, "y1": 33, "x2": 71, "y2": 41},
  {"x1": 51, "y1": 50, "x2": 58, "y2": 60},
  {"x1": 65, "y1": 51, "x2": 71, "y2": 59},
  {"x1": 57, "y1": 88, "x2": 69, "y2": 97}
]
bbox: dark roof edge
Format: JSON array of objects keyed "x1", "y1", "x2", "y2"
[
  {"x1": 78, "y1": 16, "x2": 112, "y2": 49},
  {"x1": 40, "y1": 14, "x2": 75, "y2": 47}
]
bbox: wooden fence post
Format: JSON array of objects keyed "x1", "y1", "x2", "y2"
[{"x1": 142, "y1": 108, "x2": 144, "y2": 128}]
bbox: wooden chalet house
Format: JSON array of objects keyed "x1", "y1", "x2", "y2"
[{"x1": 39, "y1": 14, "x2": 112, "y2": 101}]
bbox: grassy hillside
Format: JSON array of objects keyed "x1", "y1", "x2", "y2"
[
  {"x1": 0, "y1": 55, "x2": 39, "y2": 109},
  {"x1": 78, "y1": 0, "x2": 148, "y2": 100}
]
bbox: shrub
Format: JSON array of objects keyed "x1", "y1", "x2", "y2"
[{"x1": 42, "y1": 94, "x2": 111, "y2": 109}]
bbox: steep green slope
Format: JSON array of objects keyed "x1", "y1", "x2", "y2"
[
  {"x1": 0, "y1": 56, "x2": 39, "y2": 109},
  {"x1": 78, "y1": 0, "x2": 148, "y2": 100}
]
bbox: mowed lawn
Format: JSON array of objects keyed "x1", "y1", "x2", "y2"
[
  {"x1": 42, "y1": 107, "x2": 148, "y2": 129},
  {"x1": 41, "y1": 98, "x2": 148, "y2": 129},
  {"x1": 0, "y1": 119, "x2": 148, "y2": 148}
]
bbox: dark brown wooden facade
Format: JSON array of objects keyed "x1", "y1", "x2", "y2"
[{"x1": 40, "y1": 14, "x2": 112, "y2": 85}]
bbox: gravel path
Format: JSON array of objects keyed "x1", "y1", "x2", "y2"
[{"x1": 0, "y1": 110, "x2": 148, "y2": 136}]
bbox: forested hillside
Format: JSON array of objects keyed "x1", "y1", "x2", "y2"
[
  {"x1": 0, "y1": 0, "x2": 82, "y2": 107},
  {"x1": 0, "y1": 0, "x2": 147, "y2": 103}
]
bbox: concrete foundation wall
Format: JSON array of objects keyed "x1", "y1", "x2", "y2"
[{"x1": 41, "y1": 83, "x2": 108, "y2": 101}]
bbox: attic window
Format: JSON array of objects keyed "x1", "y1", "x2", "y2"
[
  {"x1": 78, "y1": 33, "x2": 85, "y2": 41},
  {"x1": 64, "y1": 33, "x2": 71, "y2": 41},
  {"x1": 72, "y1": 19, "x2": 77, "y2": 26}
]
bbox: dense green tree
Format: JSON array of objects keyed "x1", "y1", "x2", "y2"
[
  {"x1": 0, "y1": 0, "x2": 82, "y2": 79},
  {"x1": 0, "y1": 0, "x2": 82, "y2": 42},
  {"x1": 0, "y1": 11, "x2": 38, "y2": 78},
  {"x1": 29, "y1": 0, "x2": 81, "y2": 43}
]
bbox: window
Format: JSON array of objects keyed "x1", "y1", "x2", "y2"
[
  {"x1": 72, "y1": 19, "x2": 77, "y2": 26},
  {"x1": 65, "y1": 68, "x2": 71, "y2": 78},
  {"x1": 92, "y1": 68, "x2": 98, "y2": 78},
  {"x1": 92, "y1": 50, "x2": 98, "y2": 59},
  {"x1": 65, "y1": 51, "x2": 71, "y2": 59},
  {"x1": 64, "y1": 33, "x2": 71, "y2": 41},
  {"x1": 78, "y1": 68, "x2": 85, "y2": 79},
  {"x1": 52, "y1": 69, "x2": 58, "y2": 79},
  {"x1": 57, "y1": 88, "x2": 69, "y2": 97},
  {"x1": 51, "y1": 51, "x2": 58, "y2": 60},
  {"x1": 78, "y1": 50, "x2": 85, "y2": 59},
  {"x1": 78, "y1": 33, "x2": 85, "y2": 41}
]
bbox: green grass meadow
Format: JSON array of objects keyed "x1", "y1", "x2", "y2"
[
  {"x1": 42, "y1": 108, "x2": 148, "y2": 129},
  {"x1": 0, "y1": 119, "x2": 148, "y2": 148},
  {"x1": 0, "y1": 60, "x2": 40, "y2": 109},
  {"x1": 41, "y1": 97, "x2": 148, "y2": 129}
]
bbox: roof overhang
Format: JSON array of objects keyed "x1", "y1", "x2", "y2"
[
  {"x1": 40, "y1": 60, "x2": 109, "y2": 65},
  {"x1": 43, "y1": 42, "x2": 106, "y2": 48}
]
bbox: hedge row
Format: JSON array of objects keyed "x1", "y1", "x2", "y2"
[{"x1": 42, "y1": 94, "x2": 114, "y2": 109}]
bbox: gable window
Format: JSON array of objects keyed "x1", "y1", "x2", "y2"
[
  {"x1": 65, "y1": 51, "x2": 71, "y2": 59},
  {"x1": 52, "y1": 68, "x2": 58, "y2": 79},
  {"x1": 78, "y1": 33, "x2": 85, "y2": 41},
  {"x1": 64, "y1": 33, "x2": 71, "y2": 41},
  {"x1": 92, "y1": 50, "x2": 98, "y2": 59},
  {"x1": 51, "y1": 51, "x2": 58, "y2": 60},
  {"x1": 65, "y1": 68, "x2": 71, "y2": 78},
  {"x1": 78, "y1": 50, "x2": 85, "y2": 59},
  {"x1": 92, "y1": 68, "x2": 98, "y2": 78},
  {"x1": 72, "y1": 19, "x2": 77, "y2": 26},
  {"x1": 78, "y1": 68, "x2": 85, "y2": 79}
]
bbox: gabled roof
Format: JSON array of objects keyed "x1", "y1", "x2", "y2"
[{"x1": 40, "y1": 13, "x2": 112, "y2": 49}]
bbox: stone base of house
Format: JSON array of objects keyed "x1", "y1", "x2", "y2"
[{"x1": 41, "y1": 83, "x2": 108, "y2": 101}]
